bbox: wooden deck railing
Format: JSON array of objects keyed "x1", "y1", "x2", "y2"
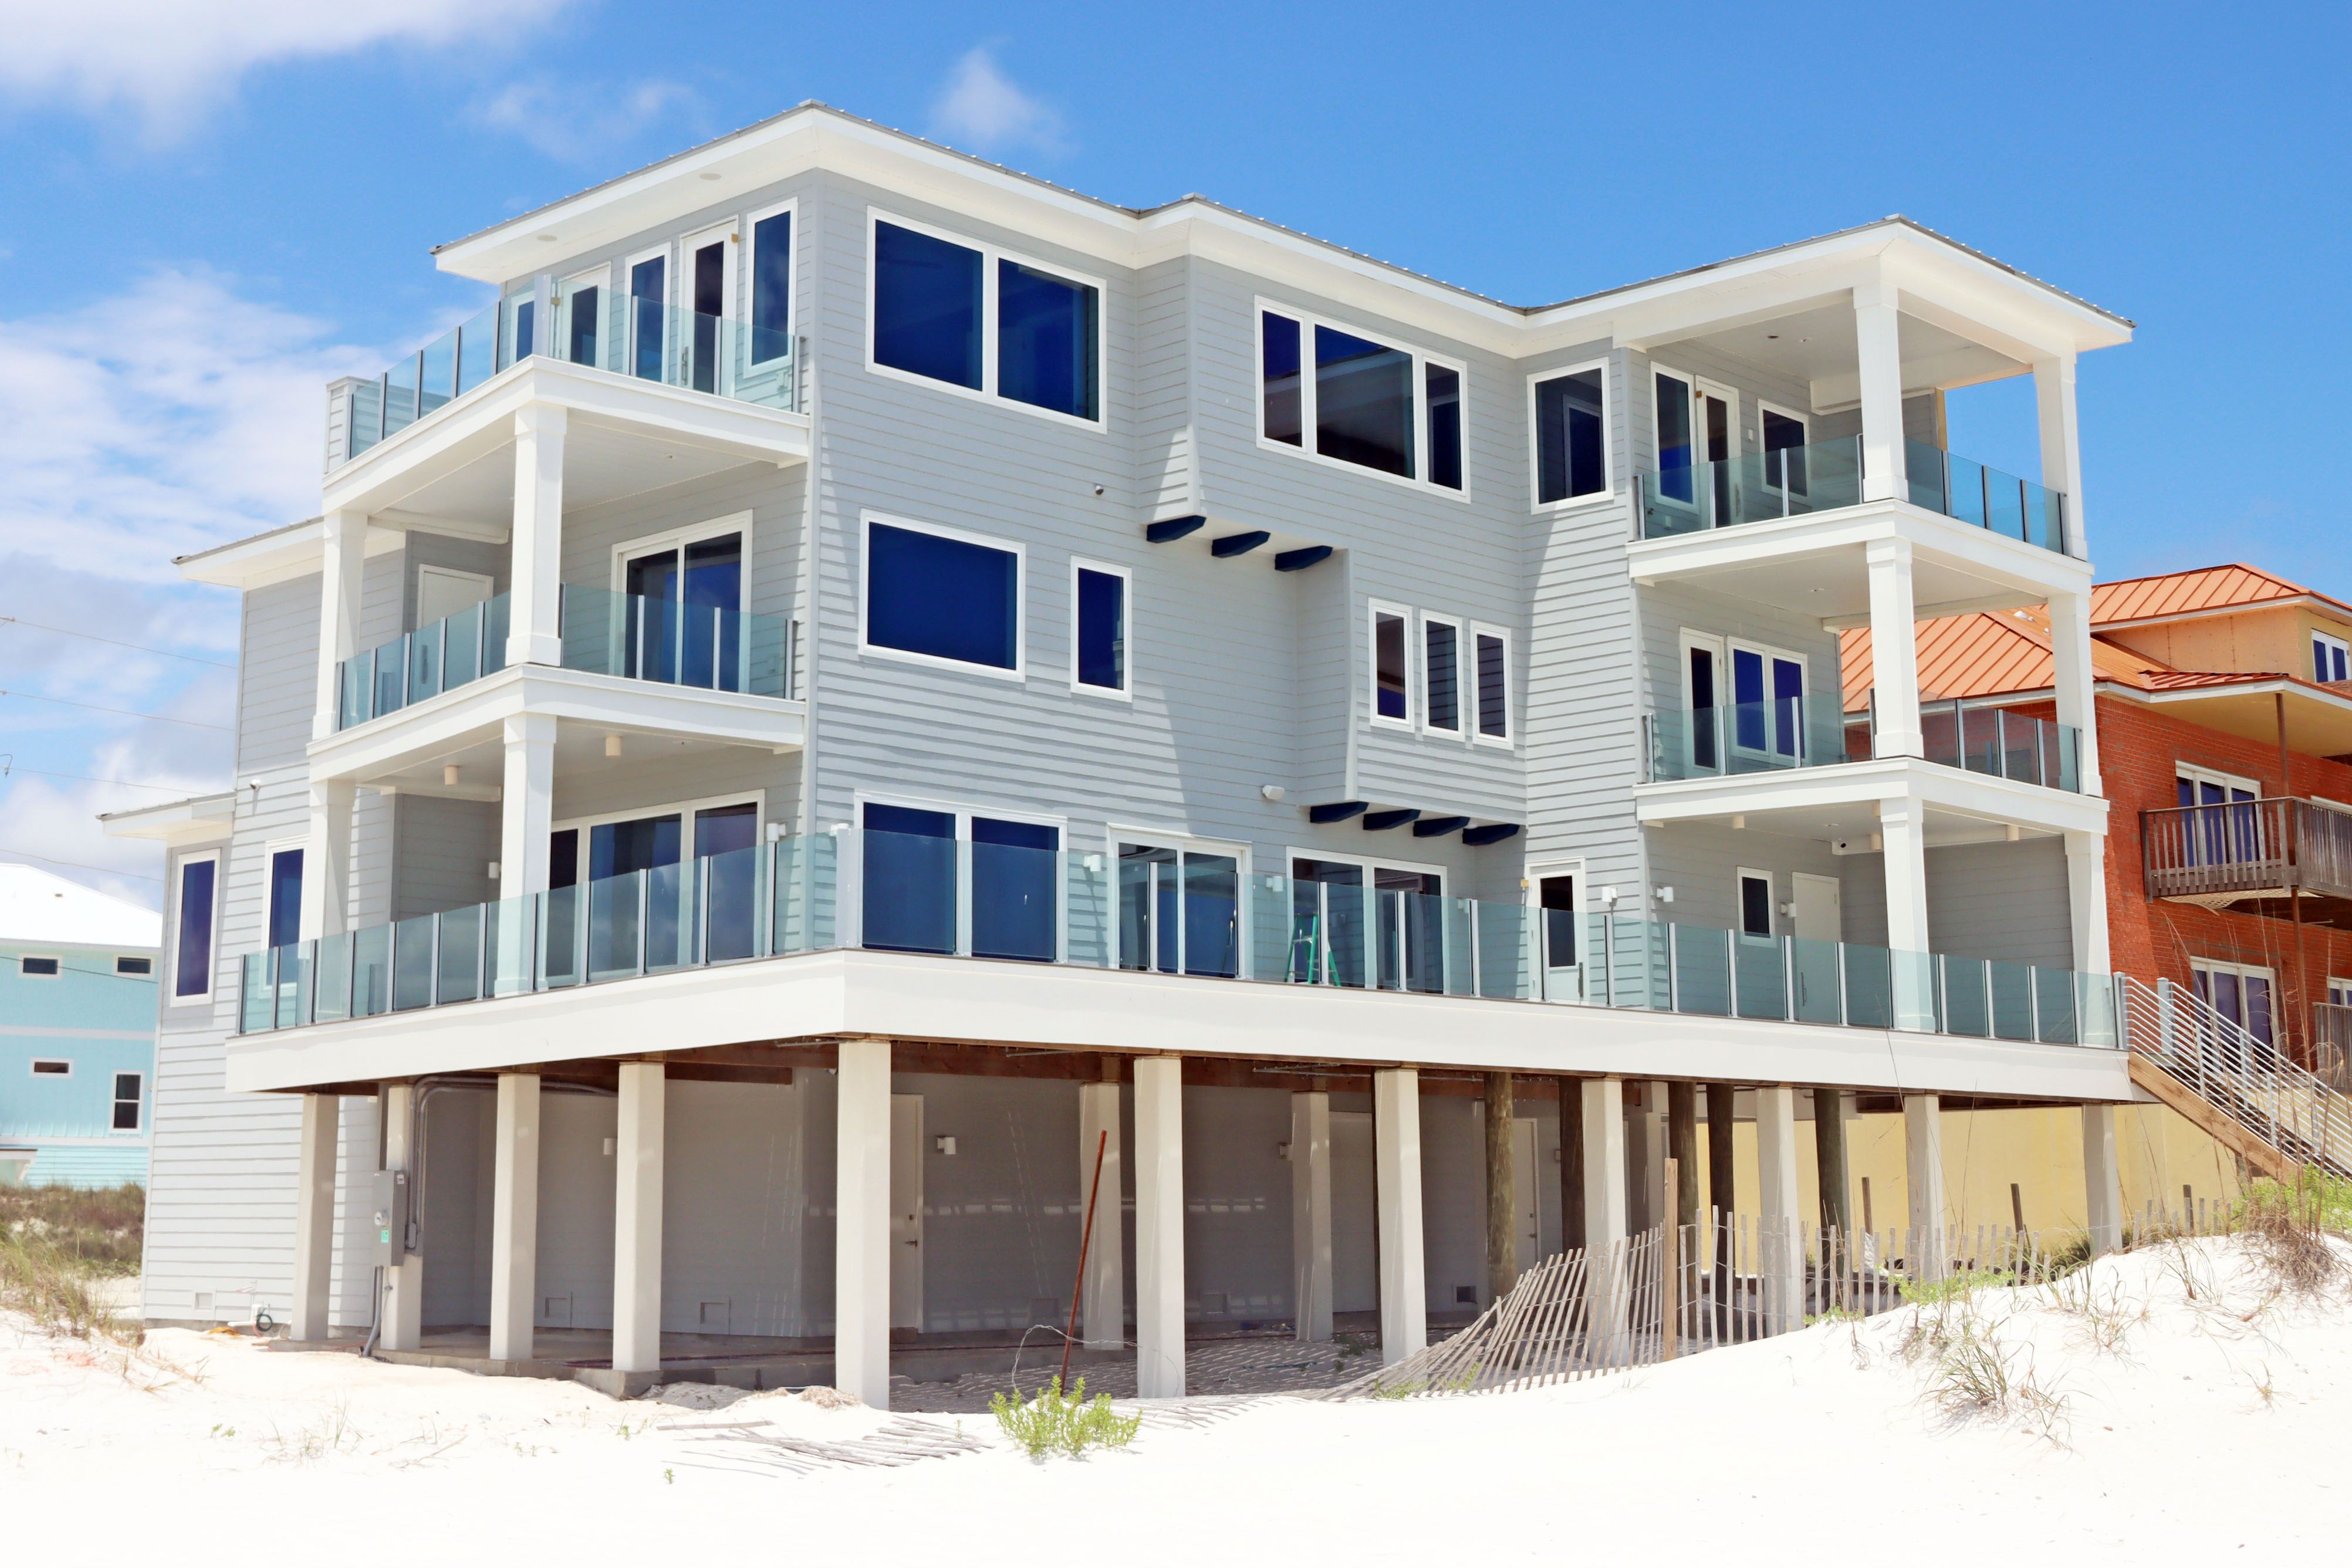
[{"x1": 2141, "y1": 796, "x2": 2352, "y2": 903}]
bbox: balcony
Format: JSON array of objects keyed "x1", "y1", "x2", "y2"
[
  {"x1": 1637, "y1": 438, "x2": 2065, "y2": 553},
  {"x1": 234, "y1": 830, "x2": 2118, "y2": 1049},
  {"x1": 346, "y1": 298, "x2": 798, "y2": 461},
  {"x1": 1647, "y1": 696, "x2": 2083, "y2": 792},
  {"x1": 2143, "y1": 797, "x2": 2352, "y2": 926},
  {"x1": 335, "y1": 586, "x2": 794, "y2": 731}
]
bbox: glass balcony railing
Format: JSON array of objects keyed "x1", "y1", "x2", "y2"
[
  {"x1": 1635, "y1": 436, "x2": 2068, "y2": 555},
  {"x1": 236, "y1": 829, "x2": 2120, "y2": 1051},
  {"x1": 334, "y1": 587, "x2": 795, "y2": 730},
  {"x1": 1647, "y1": 695, "x2": 2081, "y2": 792},
  {"x1": 346, "y1": 296, "x2": 799, "y2": 459}
]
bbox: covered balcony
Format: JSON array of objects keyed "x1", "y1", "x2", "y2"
[{"x1": 1647, "y1": 694, "x2": 2084, "y2": 793}]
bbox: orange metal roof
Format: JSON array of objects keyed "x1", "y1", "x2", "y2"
[
  {"x1": 2089, "y1": 563, "x2": 2352, "y2": 625},
  {"x1": 1839, "y1": 610, "x2": 2161, "y2": 708}
]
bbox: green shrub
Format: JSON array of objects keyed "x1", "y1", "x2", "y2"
[
  {"x1": 989, "y1": 1377, "x2": 1141, "y2": 1459},
  {"x1": 1896, "y1": 1267, "x2": 2016, "y2": 1307}
]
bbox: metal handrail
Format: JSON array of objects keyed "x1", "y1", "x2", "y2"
[{"x1": 2120, "y1": 975, "x2": 2352, "y2": 1177}]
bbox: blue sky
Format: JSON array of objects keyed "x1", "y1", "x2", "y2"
[{"x1": 1, "y1": 0, "x2": 2344, "y2": 901}]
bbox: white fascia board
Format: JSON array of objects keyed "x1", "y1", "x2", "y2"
[
  {"x1": 223, "y1": 945, "x2": 2134, "y2": 1103},
  {"x1": 306, "y1": 663, "x2": 806, "y2": 783},
  {"x1": 1633, "y1": 756, "x2": 2110, "y2": 837},
  {"x1": 175, "y1": 518, "x2": 402, "y2": 592},
  {"x1": 1626, "y1": 500, "x2": 2094, "y2": 599},
  {"x1": 98, "y1": 792, "x2": 236, "y2": 845}
]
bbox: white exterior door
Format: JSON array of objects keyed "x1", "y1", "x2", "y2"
[
  {"x1": 1790, "y1": 872, "x2": 1841, "y2": 944},
  {"x1": 890, "y1": 1093, "x2": 924, "y2": 1330},
  {"x1": 416, "y1": 565, "x2": 492, "y2": 628}
]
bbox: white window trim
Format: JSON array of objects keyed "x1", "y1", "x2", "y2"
[
  {"x1": 744, "y1": 197, "x2": 799, "y2": 369},
  {"x1": 1255, "y1": 298, "x2": 1474, "y2": 501},
  {"x1": 1528, "y1": 858, "x2": 1587, "y2": 1003},
  {"x1": 552, "y1": 790, "x2": 767, "y2": 843},
  {"x1": 111, "y1": 1071, "x2": 144, "y2": 1134},
  {"x1": 1722, "y1": 638, "x2": 1812, "y2": 761},
  {"x1": 857, "y1": 793, "x2": 1073, "y2": 962},
  {"x1": 2329, "y1": 975, "x2": 2352, "y2": 1006},
  {"x1": 2314, "y1": 629, "x2": 2349, "y2": 684},
  {"x1": 1367, "y1": 600, "x2": 1415, "y2": 730},
  {"x1": 1068, "y1": 556, "x2": 1133, "y2": 701},
  {"x1": 859, "y1": 511, "x2": 1028, "y2": 682},
  {"x1": 1420, "y1": 610, "x2": 1465, "y2": 736},
  {"x1": 1469, "y1": 620, "x2": 1514, "y2": 747},
  {"x1": 168, "y1": 848, "x2": 219, "y2": 1006},
  {"x1": 1526, "y1": 357, "x2": 1616, "y2": 513},
  {"x1": 29, "y1": 1059, "x2": 71, "y2": 1077},
  {"x1": 2177, "y1": 762, "x2": 2262, "y2": 800},
  {"x1": 114, "y1": 955, "x2": 153, "y2": 976},
  {"x1": 1736, "y1": 866, "x2": 1775, "y2": 938},
  {"x1": 262, "y1": 838, "x2": 307, "y2": 951},
  {"x1": 18, "y1": 954, "x2": 62, "y2": 979},
  {"x1": 609, "y1": 511, "x2": 755, "y2": 606},
  {"x1": 1284, "y1": 844, "x2": 1449, "y2": 891},
  {"x1": 866, "y1": 209, "x2": 1109, "y2": 433},
  {"x1": 1106, "y1": 827, "x2": 1255, "y2": 980},
  {"x1": 621, "y1": 241, "x2": 673, "y2": 374},
  {"x1": 1755, "y1": 400, "x2": 1815, "y2": 494},
  {"x1": 553, "y1": 263, "x2": 612, "y2": 370}
]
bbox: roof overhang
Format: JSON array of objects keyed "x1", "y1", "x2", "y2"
[
  {"x1": 2100, "y1": 677, "x2": 2352, "y2": 758},
  {"x1": 99, "y1": 791, "x2": 236, "y2": 847},
  {"x1": 177, "y1": 517, "x2": 403, "y2": 593}
]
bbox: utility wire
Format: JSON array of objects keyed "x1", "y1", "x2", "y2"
[
  {"x1": 0, "y1": 844, "x2": 163, "y2": 883},
  {"x1": 0, "y1": 688, "x2": 231, "y2": 731},
  {"x1": 0, "y1": 615, "x2": 235, "y2": 670},
  {"x1": 0, "y1": 763, "x2": 198, "y2": 795}
]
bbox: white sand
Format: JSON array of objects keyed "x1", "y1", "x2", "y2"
[{"x1": 5, "y1": 1236, "x2": 2346, "y2": 1562}]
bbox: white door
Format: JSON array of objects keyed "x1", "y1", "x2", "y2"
[
  {"x1": 1790, "y1": 873, "x2": 1841, "y2": 943},
  {"x1": 890, "y1": 1094, "x2": 924, "y2": 1331},
  {"x1": 1529, "y1": 866, "x2": 1583, "y2": 1002},
  {"x1": 682, "y1": 224, "x2": 738, "y2": 394},
  {"x1": 416, "y1": 565, "x2": 492, "y2": 629},
  {"x1": 1329, "y1": 1111, "x2": 1377, "y2": 1314},
  {"x1": 1512, "y1": 1117, "x2": 1540, "y2": 1271}
]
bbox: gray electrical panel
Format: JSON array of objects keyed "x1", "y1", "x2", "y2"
[{"x1": 369, "y1": 1169, "x2": 410, "y2": 1266}]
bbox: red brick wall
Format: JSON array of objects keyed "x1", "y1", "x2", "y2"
[{"x1": 2097, "y1": 692, "x2": 2352, "y2": 1057}]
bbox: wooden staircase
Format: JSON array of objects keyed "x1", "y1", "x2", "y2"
[{"x1": 2120, "y1": 977, "x2": 2352, "y2": 1182}]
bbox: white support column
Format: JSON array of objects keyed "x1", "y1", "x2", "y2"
[
  {"x1": 302, "y1": 778, "x2": 356, "y2": 939},
  {"x1": 291, "y1": 1093, "x2": 339, "y2": 1343},
  {"x1": 488, "y1": 1072, "x2": 540, "y2": 1366},
  {"x1": 1854, "y1": 275, "x2": 1909, "y2": 504},
  {"x1": 2081, "y1": 1103, "x2": 2123, "y2": 1258},
  {"x1": 1753, "y1": 1086, "x2": 1804, "y2": 1334},
  {"x1": 2064, "y1": 829, "x2": 2111, "y2": 975},
  {"x1": 1879, "y1": 796, "x2": 1937, "y2": 1032},
  {"x1": 312, "y1": 509, "x2": 367, "y2": 740},
  {"x1": 2048, "y1": 588, "x2": 2104, "y2": 793},
  {"x1": 612, "y1": 1061, "x2": 665, "y2": 1377},
  {"x1": 507, "y1": 404, "x2": 567, "y2": 669},
  {"x1": 1865, "y1": 538, "x2": 1922, "y2": 758},
  {"x1": 2033, "y1": 352, "x2": 2085, "y2": 555},
  {"x1": 1580, "y1": 1076, "x2": 1627, "y2": 1252},
  {"x1": 380, "y1": 1082, "x2": 423, "y2": 1353},
  {"x1": 1904, "y1": 1092, "x2": 1947, "y2": 1281},
  {"x1": 833, "y1": 1038, "x2": 893, "y2": 1405},
  {"x1": 1076, "y1": 1080, "x2": 1125, "y2": 1350},
  {"x1": 1290, "y1": 1090, "x2": 1333, "y2": 1343},
  {"x1": 1134, "y1": 1056, "x2": 1187, "y2": 1397},
  {"x1": 1372, "y1": 1067, "x2": 1426, "y2": 1366},
  {"x1": 499, "y1": 712, "x2": 558, "y2": 903}
]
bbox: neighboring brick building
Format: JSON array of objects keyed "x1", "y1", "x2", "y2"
[{"x1": 1848, "y1": 564, "x2": 2352, "y2": 1071}]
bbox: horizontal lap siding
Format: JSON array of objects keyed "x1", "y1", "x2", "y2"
[{"x1": 1839, "y1": 837, "x2": 2073, "y2": 967}]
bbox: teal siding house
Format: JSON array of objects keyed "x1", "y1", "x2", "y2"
[{"x1": 0, "y1": 865, "x2": 160, "y2": 1188}]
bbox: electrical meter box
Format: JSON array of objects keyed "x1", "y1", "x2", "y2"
[{"x1": 369, "y1": 1169, "x2": 410, "y2": 1266}]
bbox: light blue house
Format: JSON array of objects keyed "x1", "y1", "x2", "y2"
[{"x1": 0, "y1": 864, "x2": 160, "y2": 1188}]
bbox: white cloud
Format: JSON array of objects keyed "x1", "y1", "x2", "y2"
[
  {"x1": 0, "y1": 0, "x2": 579, "y2": 136},
  {"x1": 930, "y1": 46, "x2": 1067, "y2": 157},
  {"x1": 473, "y1": 76, "x2": 701, "y2": 163}
]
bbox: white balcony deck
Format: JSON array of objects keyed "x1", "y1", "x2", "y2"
[{"x1": 1635, "y1": 754, "x2": 2109, "y2": 849}]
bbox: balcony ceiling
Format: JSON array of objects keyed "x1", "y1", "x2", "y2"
[
  {"x1": 358, "y1": 712, "x2": 785, "y2": 799},
  {"x1": 1643, "y1": 533, "x2": 2056, "y2": 624},
  {"x1": 2133, "y1": 684, "x2": 2352, "y2": 761},
  {"x1": 1661, "y1": 304, "x2": 2026, "y2": 410},
  {"x1": 376, "y1": 424, "x2": 772, "y2": 536}
]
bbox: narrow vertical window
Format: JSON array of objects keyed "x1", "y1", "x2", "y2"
[
  {"x1": 628, "y1": 255, "x2": 666, "y2": 381},
  {"x1": 1423, "y1": 616, "x2": 1460, "y2": 733},
  {"x1": 174, "y1": 856, "x2": 217, "y2": 1001},
  {"x1": 750, "y1": 208, "x2": 793, "y2": 365},
  {"x1": 565, "y1": 283, "x2": 600, "y2": 367},
  {"x1": 1373, "y1": 609, "x2": 1410, "y2": 723},
  {"x1": 873, "y1": 221, "x2": 983, "y2": 390},
  {"x1": 266, "y1": 848, "x2": 305, "y2": 951},
  {"x1": 1262, "y1": 312, "x2": 1303, "y2": 446},
  {"x1": 1476, "y1": 630, "x2": 1508, "y2": 740},
  {"x1": 1074, "y1": 565, "x2": 1127, "y2": 693},
  {"x1": 1762, "y1": 408, "x2": 1810, "y2": 494},
  {"x1": 999, "y1": 260, "x2": 1099, "y2": 420},
  {"x1": 1533, "y1": 367, "x2": 1606, "y2": 502},
  {"x1": 1425, "y1": 363, "x2": 1463, "y2": 491},
  {"x1": 1688, "y1": 644, "x2": 1719, "y2": 771},
  {"x1": 1739, "y1": 871, "x2": 1773, "y2": 937},
  {"x1": 1654, "y1": 371, "x2": 1695, "y2": 503},
  {"x1": 112, "y1": 1073, "x2": 143, "y2": 1133}
]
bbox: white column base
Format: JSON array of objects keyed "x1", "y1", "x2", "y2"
[
  {"x1": 488, "y1": 1073, "x2": 540, "y2": 1364},
  {"x1": 1077, "y1": 1080, "x2": 1125, "y2": 1350},
  {"x1": 292, "y1": 1093, "x2": 338, "y2": 1343},
  {"x1": 1373, "y1": 1068, "x2": 1426, "y2": 1366},
  {"x1": 1904, "y1": 1092, "x2": 1947, "y2": 1280},
  {"x1": 380, "y1": 1082, "x2": 423, "y2": 1353},
  {"x1": 612, "y1": 1062, "x2": 665, "y2": 1376},
  {"x1": 1291, "y1": 1091, "x2": 1333, "y2": 1343},
  {"x1": 1134, "y1": 1056, "x2": 1186, "y2": 1397},
  {"x1": 2082, "y1": 1103, "x2": 2122, "y2": 1257},
  {"x1": 1754, "y1": 1086, "x2": 1804, "y2": 1333},
  {"x1": 834, "y1": 1038, "x2": 893, "y2": 1405}
]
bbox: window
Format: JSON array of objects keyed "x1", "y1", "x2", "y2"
[
  {"x1": 748, "y1": 202, "x2": 794, "y2": 366},
  {"x1": 870, "y1": 215, "x2": 1103, "y2": 424},
  {"x1": 1738, "y1": 870, "x2": 1774, "y2": 938},
  {"x1": 111, "y1": 1073, "x2": 143, "y2": 1133},
  {"x1": 1072, "y1": 560, "x2": 1129, "y2": 696},
  {"x1": 1258, "y1": 305, "x2": 1466, "y2": 494},
  {"x1": 30, "y1": 1059, "x2": 69, "y2": 1076},
  {"x1": 626, "y1": 251, "x2": 667, "y2": 380},
  {"x1": 1729, "y1": 643, "x2": 1808, "y2": 760},
  {"x1": 2315, "y1": 631, "x2": 2349, "y2": 685},
  {"x1": 1422, "y1": 614, "x2": 1462, "y2": 735},
  {"x1": 1760, "y1": 405, "x2": 1810, "y2": 495},
  {"x1": 115, "y1": 956, "x2": 151, "y2": 976},
  {"x1": 860, "y1": 801, "x2": 1062, "y2": 962},
  {"x1": 504, "y1": 289, "x2": 535, "y2": 365},
  {"x1": 862, "y1": 516, "x2": 1023, "y2": 677},
  {"x1": 2192, "y1": 958, "x2": 2276, "y2": 1060},
  {"x1": 1534, "y1": 868, "x2": 1580, "y2": 978},
  {"x1": 19, "y1": 956, "x2": 59, "y2": 978},
  {"x1": 1532, "y1": 363, "x2": 1608, "y2": 505},
  {"x1": 2176, "y1": 765, "x2": 2262, "y2": 868},
  {"x1": 558, "y1": 267, "x2": 604, "y2": 369},
  {"x1": 266, "y1": 847, "x2": 304, "y2": 952},
  {"x1": 616, "y1": 521, "x2": 746, "y2": 690},
  {"x1": 172, "y1": 851, "x2": 218, "y2": 1002},
  {"x1": 1370, "y1": 605, "x2": 1411, "y2": 725},
  {"x1": 548, "y1": 796, "x2": 764, "y2": 971},
  {"x1": 1684, "y1": 636, "x2": 1722, "y2": 772},
  {"x1": 1118, "y1": 839, "x2": 1243, "y2": 979},
  {"x1": 1474, "y1": 625, "x2": 1510, "y2": 742},
  {"x1": 1289, "y1": 853, "x2": 1446, "y2": 991}
]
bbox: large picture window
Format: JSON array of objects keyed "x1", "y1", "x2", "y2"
[
  {"x1": 862, "y1": 516, "x2": 1023, "y2": 677},
  {"x1": 1259, "y1": 305, "x2": 1466, "y2": 495},
  {"x1": 861, "y1": 802, "x2": 1062, "y2": 963},
  {"x1": 1532, "y1": 363, "x2": 1608, "y2": 505},
  {"x1": 869, "y1": 215, "x2": 1103, "y2": 424}
]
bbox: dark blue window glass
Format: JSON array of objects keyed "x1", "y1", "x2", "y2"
[
  {"x1": 1689, "y1": 646, "x2": 1718, "y2": 771},
  {"x1": 1315, "y1": 325, "x2": 1414, "y2": 477},
  {"x1": 863, "y1": 803, "x2": 955, "y2": 954},
  {"x1": 874, "y1": 222, "x2": 982, "y2": 389},
  {"x1": 1425, "y1": 363, "x2": 1462, "y2": 490},
  {"x1": 867, "y1": 522, "x2": 1018, "y2": 670},
  {"x1": 1732, "y1": 647, "x2": 1766, "y2": 751},
  {"x1": 971, "y1": 816, "x2": 1058, "y2": 962},
  {"x1": 566, "y1": 286, "x2": 599, "y2": 367},
  {"x1": 1535, "y1": 369, "x2": 1606, "y2": 502},
  {"x1": 174, "y1": 858, "x2": 215, "y2": 998},
  {"x1": 1655, "y1": 373, "x2": 1695, "y2": 503},
  {"x1": 266, "y1": 849, "x2": 305, "y2": 951},
  {"x1": 999, "y1": 261, "x2": 1098, "y2": 420},
  {"x1": 1477, "y1": 632, "x2": 1508, "y2": 739},
  {"x1": 1262, "y1": 313, "x2": 1302, "y2": 445},
  {"x1": 1424, "y1": 619, "x2": 1459, "y2": 732},
  {"x1": 1772, "y1": 657, "x2": 1804, "y2": 759},
  {"x1": 752, "y1": 211, "x2": 792, "y2": 364},
  {"x1": 629, "y1": 255, "x2": 665, "y2": 381},
  {"x1": 1076, "y1": 567, "x2": 1125, "y2": 691},
  {"x1": 512, "y1": 299, "x2": 535, "y2": 361}
]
